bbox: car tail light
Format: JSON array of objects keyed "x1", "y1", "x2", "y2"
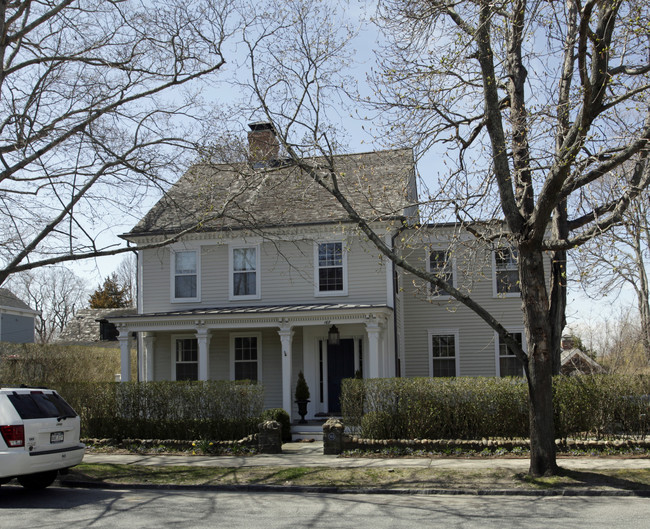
[{"x1": 1, "y1": 425, "x2": 25, "y2": 447}]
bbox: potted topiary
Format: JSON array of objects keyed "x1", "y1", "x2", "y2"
[{"x1": 295, "y1": 371, "x2": 310, "y2": 424}]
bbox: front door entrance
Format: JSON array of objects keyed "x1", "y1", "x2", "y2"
[{"x1": 327, "y1": 338, "x2": 355, "y2": 413}]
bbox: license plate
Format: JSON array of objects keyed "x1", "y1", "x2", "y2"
[{"x1": 50, "y1": 431, "x2": 64, "y2": 444}]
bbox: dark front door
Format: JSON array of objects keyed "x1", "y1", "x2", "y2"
[{"x1": 327, "y1": 338, "x2": 355, "y2": 413}]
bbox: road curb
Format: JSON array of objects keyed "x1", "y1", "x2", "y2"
[{"x1": 58, "y1": 479, "x2": 650, "y2": 497}]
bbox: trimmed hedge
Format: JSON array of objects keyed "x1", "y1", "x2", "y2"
[
  {"x1": 55, "y1": 381, "x2": 265, "y2": 441},
  {"x1": 342, "y1": 375, "x2": 650, "y2": 440}
]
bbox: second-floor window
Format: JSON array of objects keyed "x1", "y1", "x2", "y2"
[
  {"x1": 173, "y1": 250, "x2": 199, "y2": 301},
  {"x1": 231, "y1": 246, "x2": 259, "y2": 299},
  {"x1": 316, "y1": 241, "x2": 347, "y2": 295},
  {"x1": 494, "y1": 247, "x2": 520, "y2": 295},
  {"x1": 428, "y1": 249, "x2": 454, "y2": 297}
]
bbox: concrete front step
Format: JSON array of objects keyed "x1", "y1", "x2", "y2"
[
  {"x1": 291, "y1": 422, "x2": 324, "y2": 441},
  {"x1": 292, "y1": 431, "x2": 323, "y2": 441}
]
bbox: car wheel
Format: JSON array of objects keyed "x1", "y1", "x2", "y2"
[{"x1": 17, "y1": 471, "x2": 58, "y2": 490}]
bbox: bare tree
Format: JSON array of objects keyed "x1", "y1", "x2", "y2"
[
  {"x1": 114, "y1": 253, "x2": 137, "y2": 308},
  {"x1": 235, "y1": 0, "x2": 650, "y2": 476},
  {"x1": 0, "y1": 0, "x2": 236, "y2": 285},
  {"x1": 7, "y1": 267, "x2": 87, "y2": 343},
  {"x1": 577, "y1": 173, "x2": 650, "y2": 361}
]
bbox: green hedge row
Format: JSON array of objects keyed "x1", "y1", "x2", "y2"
[
  {"x1": 55, "y1": 381, "x2": 265, "y2": 441},
  {"x1": 341, "y1": 375, "x2": 650, "y2": 440}
]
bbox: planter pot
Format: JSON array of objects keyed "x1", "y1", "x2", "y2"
[{"x1": 296, "y1": 400, "x2": 310, "y2": 424}]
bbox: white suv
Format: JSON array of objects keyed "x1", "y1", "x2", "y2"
[{"x1": 0, "y1": 387, "x2": 85, "y2": 489}]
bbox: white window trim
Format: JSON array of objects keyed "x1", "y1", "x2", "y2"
[
  {"x1": 426, "y1": 247, "x2": 456, "y2": 300},
  {"x1": 171, "y1": 334, "x2": 198, "y2": 381},
  {"x1": 229, "y1": 332, "x2": 263, "y2": 382},
  {"x1": 428, "y1": 329, "x2": 460, "y2": 377},
  {"x1": 170, "y1": 247, "x2": 201, "y2": 303},
  {"x1": 228, "y1": 243, "x2": 261, "y2": 301},
  {"x1": 313, "y1": 240, "x2": 348, "y2": 297},
  {"x1": 492, "y1": 247, "x2": 521, "y2": 298},
  {"x1": 494, "y1": 329, "x2": 527, "y2": 377}
]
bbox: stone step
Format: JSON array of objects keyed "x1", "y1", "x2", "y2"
[
  {"x1": 291, "y1": 430, "x2": 323, "y2": 441},
  {"x1": 291, "y1": 423, "x2": 324, "y2": 441}
]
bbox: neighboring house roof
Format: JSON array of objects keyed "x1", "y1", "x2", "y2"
[
  {"x1": 560, "y1": 347, "x2": 605, "y2": 375},
  {"x1": 57, "y1": 307, "x2": 136, "y2": 344},
  {"x1": 0, "y1": 288, "x2": 39, "y2": 316},
  {"x1": 123, "y1": 147, "x2": 416, "y2": 239}
]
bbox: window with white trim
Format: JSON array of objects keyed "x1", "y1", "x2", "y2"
[
  {"x1": 429, "y1": 332, "x2": 458, "y2": 377},
  {"x1": 428, "y1": 249, "x2": 454, "y2": 297},
  {"x1": 230, "y1": 245, "x2": 260, "y2": 299},
  {"x1": 315, "y1": 241, "x2": 347, "y2": 295},
  {"x1": 172, "y1": 250, "x2": 199, "y2": 301},
  {"x1": 175, "y1": 338, "x2": 198, "y2": 381},
  {"x1": 498, "y1": 332, "x2": 525, "y2": 377},
  {"x1": 232, "y1": 335, "x2": 260, "y2": 382},
  {"x1": 494, "y1": 247, "x2": 520, "y2": 295}
]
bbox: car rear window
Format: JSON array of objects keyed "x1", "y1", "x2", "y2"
[{"x1": 7, "y1": 392, "x2": 78, "y2": 420}]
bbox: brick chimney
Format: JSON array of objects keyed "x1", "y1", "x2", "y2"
[
  {"x1": 561, "y1": 334, "x2": 575, "y2": 350},
  {"x1": 248, "y1": 121, "x2": 279, "y2": 163}
]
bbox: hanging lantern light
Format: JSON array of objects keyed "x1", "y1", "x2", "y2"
[{"x1": 328, "y1": 324, "x2": 340, "y2": 346}]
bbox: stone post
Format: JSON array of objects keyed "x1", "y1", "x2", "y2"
[
  {"x1": 323, "y1": 417, "x2": 345, "y2": 455},
  {"x1": 258, "y1": 420, "x2": 282, "y2": 454}
]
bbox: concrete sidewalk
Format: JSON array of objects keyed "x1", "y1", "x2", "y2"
[{"x1": 81, "y1": 441, "x2": 650, "y2": 471}]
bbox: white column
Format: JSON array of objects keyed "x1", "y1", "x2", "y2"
[
  {"x1": 278, "y1": 323, "x2": 294, "y2": 416},
  {"x1": 143, "y1": 334, "x2": 156, "y2": 382},
  {"x1": 196, "y1": 326, "x2": 211, "y2": 381},
  {"x1": 118, "y1": 326, "x2": 131, "y2": 382},
  {"x1": 366, "y1": 319, "x2": 381, "y2": 379}
]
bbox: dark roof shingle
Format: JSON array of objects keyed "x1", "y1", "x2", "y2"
[{"x1": 124, "y1": 148, "x2": 416, "y2": 238}]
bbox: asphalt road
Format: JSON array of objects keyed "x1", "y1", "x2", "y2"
[{"x1": 0, "y1": 485, "x2": 648, "y2": 528}]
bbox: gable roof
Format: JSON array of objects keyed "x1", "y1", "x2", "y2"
[
  {"x1": 560, "y1": 347, "x2": 604, "y2": 375},
  {"x1": 124, "y1": 148, "x2": 416, "y2": 239},
  {"x1": 0, "y1": 288, "x2": 37, "y2": 314}
]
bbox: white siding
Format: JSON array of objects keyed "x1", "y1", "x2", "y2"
[
  {"x1": 401, "y1": 242, "x2": 527, "y2": 378},
  {"x1": 140, "y1": 235, "x2": 389, "y2": 313}
]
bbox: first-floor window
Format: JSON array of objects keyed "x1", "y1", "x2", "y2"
[
  {"x1": 234, "y1": 336, "x2": 259, "y2": 381},
  {"x1": 498, "y1": 332, "x2": 525, "y2": 377},
  {"x1": 175, "y1": 338, "x2": 198, "y2": 380},
  {"x1": 430, "y1": 333, "x2": 457, "y2": 377}
]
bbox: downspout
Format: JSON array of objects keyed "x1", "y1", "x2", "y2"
[{"x1": 391, "y1": 220, "x2": 410, "y2": 378}]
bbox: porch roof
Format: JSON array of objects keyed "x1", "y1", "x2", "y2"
[{"x1": 107, "y1": 303, "x2": 393, "y2": 331}]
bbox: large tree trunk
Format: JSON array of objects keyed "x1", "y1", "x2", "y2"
[
  {"x1": 519, "y1": 244, "x2": 558, "y2": 476},
  {"x1": 549, "y1": 202, "x2": 568, "y2": 375}
]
